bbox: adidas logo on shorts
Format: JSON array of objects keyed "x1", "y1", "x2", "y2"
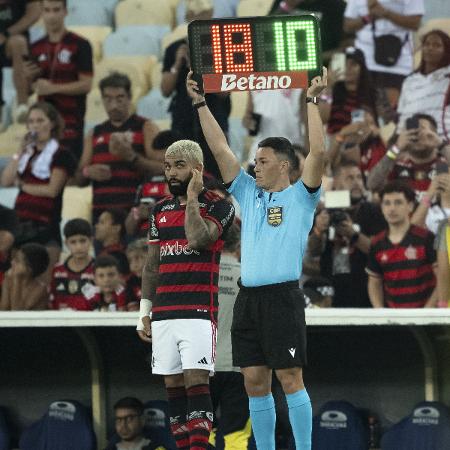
[{"x1": 197, "y1": 357, "x2": 208, "y2": 364}]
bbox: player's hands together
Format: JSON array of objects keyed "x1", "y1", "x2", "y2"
[
  {"x1": 137, "y1": 315, "x2": 152, "y2": 343},
  {"x1": 187, "y1": 168, "x2": 204, "y2": 199},
  {"x1": 109, "y1": 132, "x2": 135, "y2": 161},
  {"x1": 307, "y1": 66, "x2": 327, "y2": 98},
  {"x1": 186, "y1": 71, "x2": 205, "y2": 104}
]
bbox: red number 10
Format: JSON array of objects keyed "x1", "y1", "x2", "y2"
[{"x1": 211, "y1": 23, "x2": 254, "y2": 73}]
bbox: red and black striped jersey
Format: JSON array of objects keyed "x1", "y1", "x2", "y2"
[
  {"x1": 30, "y1": 31, "x2": 93, "y2": 135},
  {"x1": 50, "y1": 258, "x2": 95, "y2": 311},
  {"x1": 91, "y1": 114, "x2": 147, "y2": 219},
  {"x1": 89, "y1": 286, "x2": 127, "y2": 311},
  {"x1": 148, "y1": 190, "x2": 235, "y2": 321},
  {"x1": 15, "y1": 147, "x2": 76, "y2": 225},
  {"x1": 366, "y1": 225, "x2": 436, "y2": 308},
  {"x1": 388, "y1": 155, "x2": 447, "y2": 194}
]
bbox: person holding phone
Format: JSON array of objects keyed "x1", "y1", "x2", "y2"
[
  {"x1": 367, "y1": 113, "x2": 448, "y2": 194},
  {"x1": 0, "y1": 101, "x2": 76, "y2": 273}
]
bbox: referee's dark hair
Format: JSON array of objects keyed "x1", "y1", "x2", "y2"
[
  {"x1": 258, "y1": 137, "x2": 296, "y2": 168},
  {"x1": 380, "y1": 181, "x2": 416, "y2": 203},
  {"x1": 113, "y1": 397, "x2": 144, "y2": 415}
]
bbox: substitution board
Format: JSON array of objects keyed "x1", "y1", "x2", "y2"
[{"x1": 188, "y1": 15, "x2": 322, "y2": 93}]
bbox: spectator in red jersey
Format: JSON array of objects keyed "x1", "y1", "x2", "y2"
[
  {"x1": 366, "y1": 181, "x2": 437, "y2": 308},
  {"x1": 328, "y1": 108, "x2": 386, "y2": 179},
  {"x1": 124, "y1": 239, "x2": 147, "y2": 311},
  {"x1": 321, "y1": 48, "x2": 378, "y2": 135},
  {"x1": 76, "y1": 72, "x2": 163, "y2": 222},
  {"x1": 0, "y1": 205, "x2": 17, "y2": 292},
  {"x1": 50, "y1": 218, "x2": 95, "y2": 310},
  {"x1": 136, "y1": 139, "x2": 235, "y2": 450},
  {"x1": 367, "y1": 113, "x2": 448, "y2": 195},
  {"x1": 21, "y1": 0, "x2": 93, "y2": 159},
  {"x1": 95, "y1": 208, "x2": 130, "y2": 277},
  {"x1": 125, "y1": 130, "x2": 180, "y2": 241},
  {"x1": 0, "y1": 243, "x2": 49, "y2": 310},
  {"x1": 0, "y1": 102, "x2": 76, "y2": 272},
  {"x1": 0, "y1": 0, "x2": 41, "y2": 124},
  {"x1": 88, "y1": 255, "x2": 127, "y2": 311}
]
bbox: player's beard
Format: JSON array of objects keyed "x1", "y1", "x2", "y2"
[{"x1": 167, "y1": 177, "x2": 191, "y2": 196}]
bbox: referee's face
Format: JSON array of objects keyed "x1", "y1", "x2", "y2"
[{"x1": 254, "y1": 147, "x2": 286, "y2": 190}]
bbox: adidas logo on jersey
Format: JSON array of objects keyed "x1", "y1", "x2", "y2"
[{"x1": 159, "y1": 216, "x2": 167, "y2": 223}]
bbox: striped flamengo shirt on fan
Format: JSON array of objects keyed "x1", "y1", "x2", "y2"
[{"x1": 91, "y1": 114, "x2": 147, "y2": 220}]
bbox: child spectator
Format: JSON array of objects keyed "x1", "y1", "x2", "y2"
[
  {"x1": 50, "y1": 218, "x2": 95, "y2": 310},
  {"x1": 125, "y1": 239, "x2": 147, "y2": 311},
  {"x1": 89, "y1": 255, "x2": 126, "y2": 311},
  {"x1": 0, "y1": 243, "x2": 49, "y2": 310},
  {"x1": 95, "y1": 208, "x2": 129, "y2": 277}
]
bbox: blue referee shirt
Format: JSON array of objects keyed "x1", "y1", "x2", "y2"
[{"x1": 228, "y1": 168, "x2": 321, "y2": 287}]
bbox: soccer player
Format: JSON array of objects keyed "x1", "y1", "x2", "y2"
[
  {"x1": 186, "y1": 69, "x2": 328, "y2": 450},
  {"x1": 137, "y1": 139, "x2": 235, "y2": 450}
]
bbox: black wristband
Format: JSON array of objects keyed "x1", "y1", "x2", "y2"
[{"x1": 193, "y1": 100, "x2": 206, "y2": 109}]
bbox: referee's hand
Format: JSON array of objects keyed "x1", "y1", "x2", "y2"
[{"x1": 137, "y1": 316, "x2": 152, "y2": 343}]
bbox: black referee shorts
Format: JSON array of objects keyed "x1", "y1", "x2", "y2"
[{"x1": 231, "y1": 280, "x2": 307, "y2": 370}]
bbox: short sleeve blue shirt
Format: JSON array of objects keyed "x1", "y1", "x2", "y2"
[{"x1": 228, "y1": 168, "x2": 321, "y2": 287}]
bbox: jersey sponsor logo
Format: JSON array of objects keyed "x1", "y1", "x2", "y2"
[
  {"x1": 160, "y1": 241, "x2": 200, "y2": 257},
  {"x1": 288, "y1": 347, "x2": 296, "y2": 358},
  {"x1": 267, "y1": 206, "x2": 283, "y2": 227}
]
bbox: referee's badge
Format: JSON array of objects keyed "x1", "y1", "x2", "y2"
[{"x1": 267, "y1": 206, "x2": 283, "y2": 227}]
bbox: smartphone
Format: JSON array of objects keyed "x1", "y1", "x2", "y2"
[
  {"x1": 406, "y1": 116, "x2": 420, "y2": 130},
  {"x1": 351, "y1": 109, "x2": 365, "y2": 123},
  {"x1": 330, "y1": 52, "x2": 346, "y2": 75},
  {"x1": 436, "y1": 161, "x2": 449, "y2": 175},
  {"x1": 324, "y1": 190, "x2": 351, "y2": 209}
]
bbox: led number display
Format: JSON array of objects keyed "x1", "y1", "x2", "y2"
[{"x1": 188, "y1": 15, "x2": 322, "y2": 92}]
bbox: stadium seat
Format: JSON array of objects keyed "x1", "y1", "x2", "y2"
[
  {"x1": 66, "y1": 1, "x2": 111, "y2": 27},
  {"x1": 0, "y1": 407, "x2": 10, "y2": 450},
  {"x1": 237, "y1": 0, "x2": 274, "y2": 17},
  {"x1": 62, "y1": 186, "x2": 93, "y2": 223},
  {"x1": 311, "y1": 400, "x2": 368, "y2": 450},
  {"x1": 68, "y1": 26, "x2": 112, "y2": 63},
  {"x1": 137, "y1": 89, "x2": 171, "y2": 121},
  {"x1": 115, "y1": 0, "x2": 174, "y2": 28},
  {"x1": 143, "y1": 400, "x2": 177, "y2": 450},
  {"x1": 150, "y1": 62, "x2": 164, "y2": 91},
  {"x1": 103, "y1": 25, "x2": 170, "y2": 60},
  {"x1": 94, "y1": 56, "x2": 156, "y2": 93},
  {"x1": 19, "y1": 400, "x2": 96, "y2": 450},
  {"x1": 161, "y1": 24, "x2": 188, "y2": 52},
  {"x1": 0, "y1": 123, "x2": 27, "y2": 157},
  {"x1": 381, "y1": 401, "x2": 450, "y2": 450}
]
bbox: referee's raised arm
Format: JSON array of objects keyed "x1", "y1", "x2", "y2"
[
  {"x1": 301, "y1": 67, "x2": 328, "y2": 189},
  {"x1": 186, "y1": 71, "x2": 240, "y2": 184}
]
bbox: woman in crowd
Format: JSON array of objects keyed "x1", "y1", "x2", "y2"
[
  {"x1": 0, "y1": 243, "x2": 49, "y2": 310},
  {"x1": 0, "y1": 102, "x2": 76, "y2": 272},
  {"x1": 397, "y1": 29, "x2": 450, "y2": 141}
]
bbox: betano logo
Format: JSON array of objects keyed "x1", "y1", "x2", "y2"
[{"x1": 220, "y1": 73, "x2": 292, "y2": 91}]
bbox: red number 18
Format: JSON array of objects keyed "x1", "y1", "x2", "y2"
[{"x1": 211, "y1": 23, "x2": 254, "y2": 73}]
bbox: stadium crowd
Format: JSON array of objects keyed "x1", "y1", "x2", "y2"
[{"x1": 0, "y1": 0, "x2": 449, "y2": 449}]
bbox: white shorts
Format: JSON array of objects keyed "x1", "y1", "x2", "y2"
[{"x1": 151, "y1": 319, "x2": 217, "y2": 375}]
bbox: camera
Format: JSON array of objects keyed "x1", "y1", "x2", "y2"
[{"x1": 329, "y1": 210, "x2": 349, "y2": 227}]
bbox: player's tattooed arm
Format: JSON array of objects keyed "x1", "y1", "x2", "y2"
[
  {"x1": 185, "y1": 197, "x2": 219, "y2": 250},
  {"x1": 141, "y1": 244, "x2": 160, "y2": 300}
]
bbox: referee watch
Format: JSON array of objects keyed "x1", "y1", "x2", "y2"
[{"x1": 306, "y1": 96, "x2": 319, "y2": 105}]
